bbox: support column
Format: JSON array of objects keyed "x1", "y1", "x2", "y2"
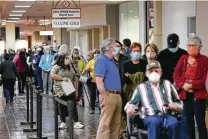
[
  {"x1": 100, "y1": 26, "x2": 109, "y2": 44},
  {"x1": 87, "y1": 30, "x2": 92, "y2": 51},
  {"x1": 6, "y1": 23, "x2": 15, "y2": 50},
  {"x1": 53, "y1": 28, "x2": 61, "y2": 47},
  {"x1": 153, "y1": 1, "x2": 162, "y2": 49},
  {"x1": 139, "y1": 1, "x2": 147, "y2": 47},
  {"x1": 92, "y1": 28, "x2": 100, "y2": 49}
]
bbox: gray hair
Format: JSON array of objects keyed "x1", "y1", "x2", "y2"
[
  {"x1": 187, "y1": 36, "x2": 202, "y2": 47},
  {"x1": 100, "y1": 38, "x2": 115, "y2": 53}
]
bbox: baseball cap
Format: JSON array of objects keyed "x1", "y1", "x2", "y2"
[
  {"x1": 146, "y1": 61, "x2": 161, "y2": 71},
  {"x1": 167, "y1": 33, "x2": 179, "y2": 48}
]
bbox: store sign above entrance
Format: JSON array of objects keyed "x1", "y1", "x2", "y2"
[
  {"x1": 52, "y1": 19, "x2": 80, "y2": 28},
  {"x1": 52, "y1": 9, "x2": 81, "y2": 18}
]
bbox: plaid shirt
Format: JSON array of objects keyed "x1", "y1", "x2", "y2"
[{"x1": 129, "y1": 80, "x2": 182, "y2": 117}]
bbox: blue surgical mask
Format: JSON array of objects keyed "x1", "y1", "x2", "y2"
[
  {"x1": 169, "y1": 47, "x2": 179, "y2": 53},
  {"x1": 113, "y1": 47, "x2": 121, "y2": 56},
  {"x1": 131, "y1": 52, "x2": 141, "y2": 60}
]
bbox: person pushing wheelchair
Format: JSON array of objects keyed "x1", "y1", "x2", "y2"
[{"x1": 125, "y1": 61, "x2": 183, "y2": 139}]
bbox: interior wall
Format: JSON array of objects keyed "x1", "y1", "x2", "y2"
[
  {"x1": 69, "y1": 31, "x2": 89, "y2": 56},
  {"x1": 196, "y1": 1, "x2": 208, "y2": 56},
  {"x1": 162, "y1": 1, "x2": 196, "y2": 50}
]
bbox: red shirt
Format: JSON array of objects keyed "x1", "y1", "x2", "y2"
[
  {"x1": 14, "y1": 56, "x2": 26, "y2": 72},
  {"x1": 173, "y1": 54, "x2": 208, "y2": 100}
]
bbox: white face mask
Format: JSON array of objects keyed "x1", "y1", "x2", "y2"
[
  {"x1": 64, "y1": 59, "x2": 70, "y2": 65},
  {"x1": 147, "y1": 72, "x2": 161, "y2": 83}
]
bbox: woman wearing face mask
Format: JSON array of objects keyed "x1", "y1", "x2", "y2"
[
  {"x1": 82, "y1": 50, "x2": 100, "y2": 114},
  {"x1": 143, "y1": 44, "x2": 159, "y2": 63},
  {"x1": 173, "y1": 36, "x2": 208, "y2": 139},
  {"x1": 39, "y1": 46, "x2": 54, "y2": 94},
  {"x1": 14, "y1": 50, "x2": 28, "y2": 94},
  {"x1": 51, "y1": 54, "x2": 84, "y2": 129},
  {"x1": 123, "y1": 42, "x2": 147, "y2": 102}
]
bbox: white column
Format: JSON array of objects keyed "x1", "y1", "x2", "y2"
[
  {"x1": 53, "y1": 28, "x2": 61, "y2": 46},
  {"x1": 6, "y1": 23, "x2": 15, "y2": 50},
  {"x1": 139, "y1": 1, "x2": 146, "y2": 48}
]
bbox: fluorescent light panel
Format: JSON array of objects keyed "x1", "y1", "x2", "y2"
[
  {"x1": 12, "y1": 10, "x2": 27, "y2": 13},
  {"x1": 8, "y1": 18, "x2": 20, "y2": 20},
  {"x1": 9, "y1": 14, "x2": 23, "y2": 17},
  {"x1": 6, "y1": 21, "x2": 17, "y2": 23},
  {"x1": 40, "y1": 31, "x2": 53, "y2": 36},
  {"x1": 15, "y1": 5, "x2": 31, "y2": 8}
]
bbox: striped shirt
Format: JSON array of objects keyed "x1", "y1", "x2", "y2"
[{"x1": 129, "y1": 80, "x2": 182, "y2": 116}]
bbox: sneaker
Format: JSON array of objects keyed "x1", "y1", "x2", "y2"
[
  {"x1": 74, "y1": 122, "x2": 84, "y2": 129},
  {"x1": 43, "y1": 91, "x2": 47, "y2": 94},
  {"x1": 59, "y1": 122, "x2": 67, "y2": 129},
  {"x1": 90, "y1": 110, "x2": 94, "y2": 114}
]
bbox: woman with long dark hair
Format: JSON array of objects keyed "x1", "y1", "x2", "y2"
[
  {"x1": 51, "y1": 54, "x2": 84, "y2": 129},
  {"x1": 14, "y1": 50, "x2": 28, "y2": 94}
]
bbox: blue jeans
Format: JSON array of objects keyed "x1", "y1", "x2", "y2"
[
  {"x1": 144, "y1": 115, "x2": 180, "y2": 139},
  {"x1": 36, "y1": 75, "x2": 43, "y2": 90},
  {"x1": 179, "y1": 110, "x2": 189, "y2": 139}
]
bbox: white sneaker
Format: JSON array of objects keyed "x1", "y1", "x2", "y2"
[
  {"x1": 74, "y1": 122, "x2": 84, "y2": 129},
  {"x1": 59, "y1": 122, "x2": 67, "y2": 129}
]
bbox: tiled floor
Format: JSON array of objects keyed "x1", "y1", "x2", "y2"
[{"x1": 0, "y1": 85, "x2": 103, "y2": 139}]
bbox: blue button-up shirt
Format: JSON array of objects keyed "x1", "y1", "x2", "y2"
[{"x1": 94, "y1": 54, "x2": 121, "y2": 91}]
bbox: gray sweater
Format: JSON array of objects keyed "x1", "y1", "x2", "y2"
[{"x1": 0, "y1": 60, "x2": 20, "y2": 80}]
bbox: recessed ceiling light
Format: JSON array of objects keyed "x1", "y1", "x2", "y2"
[
  {"x1": 12, "y1": 10, "x2": 27, "y2": 13},
  {"x1": 9, "y1": 14, "x2": 23, "y2": 17},
  {"x1": 8, "y1": 18, "x2": 20, "y2": 20},
  {"x1": 135, "y1": 16, "x2": 138, "y2": 18},
  {"x1": 6, "y1": 21, "x2": 17, "y2": 23},
  {"x1": 15, "y1": 5, "x2": 31, "y2": 8},
  {"x1": 130, "y1": 11, "x2": 133, "y2": 13}
]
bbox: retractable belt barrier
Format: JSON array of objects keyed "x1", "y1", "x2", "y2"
[
  {"x1": 29, "y1": 89, "x2": 74, "y2": 139},
  {"x1": 20, "y1": 81, "x2": 36, "y2": 132}
]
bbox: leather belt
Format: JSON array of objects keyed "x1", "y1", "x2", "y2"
[{"x1": 106, "y1": 90, "x2": 121, "y2": 95}]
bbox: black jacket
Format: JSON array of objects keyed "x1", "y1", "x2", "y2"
[
  {"x1": 113, "y1": 54, "x2": 128, "y2": 87},
  {"x1": 0, "y1": 60, "x2": 20, "y2": 80},
  {"x1": 157, "y1": 48, "x2": 187, "y2": 83}
]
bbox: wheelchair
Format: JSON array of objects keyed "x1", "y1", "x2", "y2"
[{"x1": 121, "y1": 106, "x2": 183, "y2": 139}]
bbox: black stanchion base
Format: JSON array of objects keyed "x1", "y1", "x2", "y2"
[
  {"x1": 20, "y1": 122, "x2": 36, "y2": 125},
  {"x1": 23, "y1": 128, "x2": 37, "y2": 132},
  {"x1": 29, "y1": 136, "x2": 47, "y2": 139}
]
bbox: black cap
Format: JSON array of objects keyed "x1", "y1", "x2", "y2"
[
  {"x1": 123, "y1": 38, "x2": 131, "y2": 47},
  {"x1": 167, "y1": 33, "x2": 179, "y2": 48}
]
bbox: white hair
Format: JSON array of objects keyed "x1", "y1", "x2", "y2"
[
  {"x1": 187, "y1": 36, "x2": 202, "y2": 47},
  {"x1": 100, "y1": 38, "x2": 115, "y2": 53}
]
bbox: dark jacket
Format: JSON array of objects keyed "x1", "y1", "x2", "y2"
[
  {"x1": 157, "y1": 48, "x2": 187, "y2": 83},
  {"x1": 113, "y1": 54, "x2": 128, "y2": 87},
  {"x1": 0, "y1": 60, "x2": 20, "y2": 80},
  {"x1": 173, "y1": 54, "x2": 208, "y2": 100}
]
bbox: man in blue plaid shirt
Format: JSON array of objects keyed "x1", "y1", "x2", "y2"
[{"x1": 125, "y1": 61, "x2": 183, "y2": 139}]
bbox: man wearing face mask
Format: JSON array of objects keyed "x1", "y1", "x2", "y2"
[
  {"x1": 157, "y1": 33, "x2": 187, "y2": 83},
  {"x1": 125, "y1": 61, "x2": 183, "y2": 139},
  {"x1": 95, "y1": 38, "x2": 122, "y2": 139},
  {"x1": 39, "y1": 46, "x2": 54, "y2": 94}
]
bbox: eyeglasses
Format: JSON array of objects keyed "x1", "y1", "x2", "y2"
[{"x1": 187, "y1": 44, "x2": 198, "y2": 47}]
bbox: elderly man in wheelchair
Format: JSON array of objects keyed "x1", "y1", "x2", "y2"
[{"x1": 125, "y1": 61, "x2": 183, "y2": 139}]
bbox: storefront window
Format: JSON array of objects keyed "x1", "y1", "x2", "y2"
[{"x1": 119, "y1": 1, "x2": 140, "y2": 42}]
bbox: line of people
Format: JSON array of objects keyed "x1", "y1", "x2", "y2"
[{"x1": 94, "y1": 34, "x2": 208, "y2": 139}]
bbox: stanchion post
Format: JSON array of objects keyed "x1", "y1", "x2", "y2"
[
  {"x1": 54, "y1": 97, "x2": 58, "y2": 139},
  {"x1": 20, "y1": 81, "x2": 30, "y2": 125},
  {"x1": 67, "y1": 101, "x2": 74, "y2": 139},
  {"x1": 23, "y1": 82, "x2": 37, "y2": 132}
]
